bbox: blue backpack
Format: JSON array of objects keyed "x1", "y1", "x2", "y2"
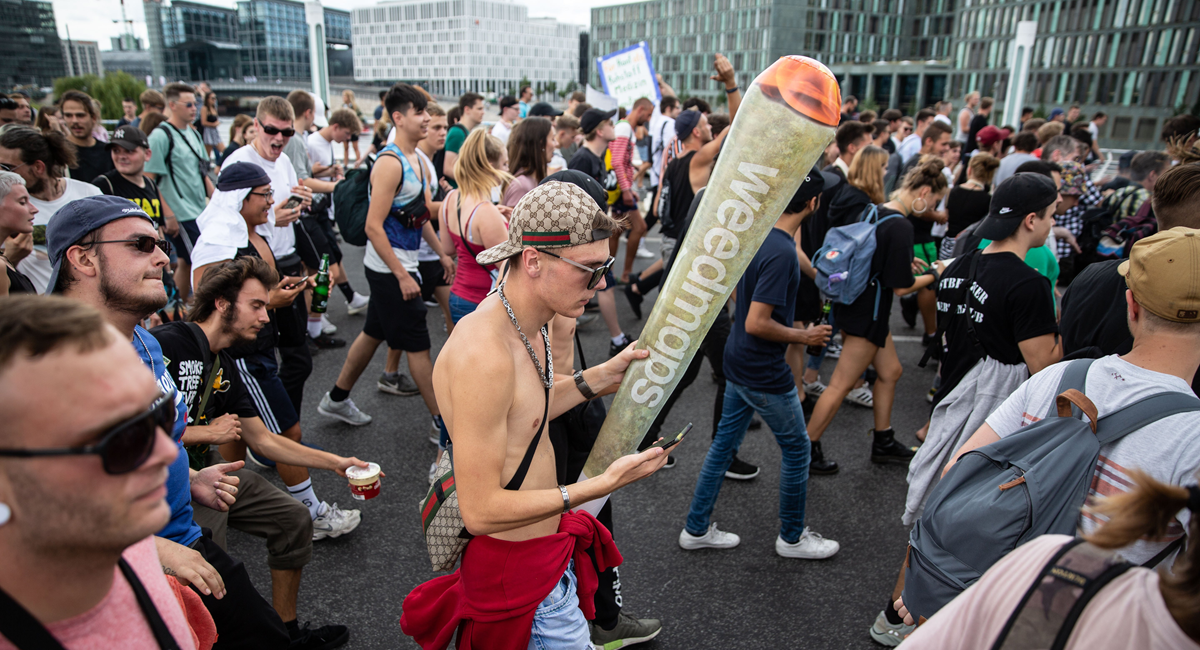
[
  {"x1": 812, "y1": 205, "x2": 898, "y2": 314},
  {"x1": 902, "y1": 359, "x2": 1200, "y2": 622}
]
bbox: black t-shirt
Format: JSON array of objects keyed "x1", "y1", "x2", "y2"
[
  {"x1": 74, "y1": 141, "x2": 115, "y2": 188},
  {"x1": 151, "y1": 321, "x2": 259, "y2": 426},
  {"x1": 881, "y1": 138, "x2": 896, "y2": 155},
  {"x1": 933, "y1": 250, "x2": 1059, "y2": 405},
  {"x1": 832, "y1": 208, "x2": 914, "y2": 337},
  {"x1": 1060, "y1": 260, "x2": 1200, "y2": 394},
  {"x1": 567, "y1": 146, "x2": 606, "y2": 188},
  {"x1": 945, "y1": 185, "x2": 991, "y2": 237},
  {"x1": 965, "y1": 114, "x2": 989, "y2": 153},
  {"x1": 93, "y1": 171, "x2": 163, "y2": 225}
]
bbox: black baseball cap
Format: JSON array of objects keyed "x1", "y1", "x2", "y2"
[
  {"x1": 975, "y1": 172, "x2": 1060, "y2": 241},
  {"x1": 499, "y1": 95, "x2": 519, "y2": 111},
  {"x1": 540, "y1": 169, "x2": 608, "y2": 211},
  {"x1": 675, "y1": 109, "x2": 703, "y2": 139},
  {"x1": 579, "y1": 108, "x2": 616, "y2": 135},
  {"x1": 788, "y1": 167, "x2": 839, "y2": 211},
  {"x1": 528, "y1": 102, "x2": 562, "y2": 117},
  {"x1": 45, "y1": 194, "x2": 156, "y2": 294},
  {"x1": 107, "y1": 125, "x2": 149, "y2": 151}
]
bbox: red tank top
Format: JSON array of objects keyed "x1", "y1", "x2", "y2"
[{"x1": 447, "y1": 191, "x2": 503, "y2": 304}]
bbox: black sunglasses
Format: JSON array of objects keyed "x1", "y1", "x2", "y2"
[
  {"x1": 0, "y1": 390, "x2": 176, "y2": 474},
  {"x1": 260, "y1": 124, "x2": 296, "y2": 138},
  {"x1": 538, "y1": 250, "x2": 614, "y2": 290},
  {"x1": 92, "y1": 235, "x2": 172, "y2": 256}
]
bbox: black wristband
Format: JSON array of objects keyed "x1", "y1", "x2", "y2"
[
  {"x1": 725, "y1": 86, "x2": 739, "y2": 94},
  {"x1": 574, "y1": 370, "x2": 597, "y2": 400}
]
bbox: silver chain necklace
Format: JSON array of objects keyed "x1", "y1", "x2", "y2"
[{"x1": 497, "y1": 281, "x2": 553, "y2": 389}]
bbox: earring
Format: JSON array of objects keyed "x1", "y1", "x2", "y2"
[
  {"x1": 912, "y1": 197, "x2": 928, "y2": 214},
  {"x1": 0, "y1": 503, "x2": 10, "y2": 526}
]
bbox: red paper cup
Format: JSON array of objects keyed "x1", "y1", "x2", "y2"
[{"x1": 346, "y1": 462, "x2": 382, "y2": 501}]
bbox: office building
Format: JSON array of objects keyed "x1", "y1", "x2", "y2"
[
  {"x1": 103, "y1": 37, "x2": 155, "y2": 81},
  {"x1": 0, "y1": 0, "x2": 66, "y2": 90},
  {"x1": 63, "y1": 40, "x2": 105, "y2": 77},
  {"x1": 351, "y1": 0, "x2": 583, "y2": 98},
  {"x1": 144, "y1": 0, "x2": 352, "y2": 84}
]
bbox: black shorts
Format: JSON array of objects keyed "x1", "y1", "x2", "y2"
[
  {"x1": 170, "y1": 219, "x2": 202, "y2": 264},
  {"x1": 418, "y1": 259, "x2": 447, "y2": 303},
  {"x1": 611, "y1": 200, "x2": 638, "y2": 215},
  {"x1": 300, "y1": 215, "x2": 343, "y2": 266},
  {"x1": 363, "y1": 267, "x2": 431, "y2": 352}
]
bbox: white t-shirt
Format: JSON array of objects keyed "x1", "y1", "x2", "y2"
[
  {"x1": 934, "y1": 113, "x2": 952, "y2": 127},
  {"x1": 1088, "y1": 121, "x2": 1101, "y2": 142},
  {"x1": 490, "y1": 120, "x2": 512, "y2": 145},
  {"x1": 306, "y1": 131, "x2": 337, "y2": 179},
  {"x1": 21, "y1": 179, "x2": 102, "y2": 293},
  {"x1": 363, "y1": 147, "x2": 436, "y2": 275},
  {"x1": 648, "y1": 107, "x2": 674, "y2": 187},
  {"x1": 985, "y1": 355, "x2": 1200, "y2": 564},
  {"x1": 897, "y1": 133, "x2": 922, "y2": 163},
  {"x1": 221, "y1": 145, "x2": 299, "y2": 259}
]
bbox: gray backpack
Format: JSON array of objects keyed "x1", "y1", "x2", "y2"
[{"x1": 903, "y1": 359, "x2": 1200, "y2": 622}]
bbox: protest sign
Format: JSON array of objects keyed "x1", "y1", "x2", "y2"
[{"x1": 596, "y1": 42, "x2": 662, "y2": 110}]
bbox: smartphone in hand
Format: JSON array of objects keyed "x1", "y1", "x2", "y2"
[
  {"x1": 648, "y1": 423, "x2": 693, "y2": 451},
  {"x1": 284, "y1": 275, "x2": 310, "y2": 290},
  {"x1": 281, "y1": 195, "x2": 304, "y2": 211}
]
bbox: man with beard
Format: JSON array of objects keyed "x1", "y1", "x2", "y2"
[
  {"x1": 60, "y1": 90, "x2": 116, "y2": 184},
  {"x1": 152, "y1": 255, "x2": 358, "y2": 649},
  {"x1": 45, "y1": 194, "x2": 293, "y2": 648}
]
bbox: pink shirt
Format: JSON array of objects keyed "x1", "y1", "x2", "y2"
[
  {"x1": 0, "y1": 537, "x2": 197, "y2": 650},
  {"x1": 501, "y1": 175, "x2": 538, "y2": 208},
  {"x1": 902, "y1": 535, "x2": 1198, "y2": 650}
]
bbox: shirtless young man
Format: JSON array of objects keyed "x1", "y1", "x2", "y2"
[{"x1": 401, "y1": 181, "x2": 673, "y2": 648}]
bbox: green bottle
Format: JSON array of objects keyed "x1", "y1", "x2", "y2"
[
  {"x1": 806, "y1": 299, "x2": 833, "y2": 356},
  {"x1": 312, "y1": 254, "x2": 331, "y2": 314}
]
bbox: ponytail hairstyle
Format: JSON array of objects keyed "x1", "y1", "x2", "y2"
[
  {"x1": 848, "y1": 144, "x2": 888, "y2": 204},
  {"x1": 1085, "y1": 470, "x2": 1200, "y2": 643},
  {"x1": 967, "y1": 152, "x2": 1001, "y2": 186},
  {"x1": 455, "y1": 129, "x2": 512, "y2": 201},
  {"x1": 892, "y1": 156, "x2": 949, "y2": 204}
]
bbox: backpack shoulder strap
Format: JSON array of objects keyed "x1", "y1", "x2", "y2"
[
  {"x1": 502, "y1": 383, "x2": 550, "y2": 491},
  {"x1": 1045, "y1": 359, "x2": 1095, "y2": 419},
  {"x1": 1094, "y1": 391, "x2": 1200, "y2": 445}
]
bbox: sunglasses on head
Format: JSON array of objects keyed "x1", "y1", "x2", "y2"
[
  {"x1": 538, "y1": 250, "x2": 615, "y2": 290},
  {"x1": 91, "y1": 235, "x2": 172, "y2": 256},
  {"x1": 260, "y1": 124, "x2": 296, "y2": 138},
  {"x1": 0, "y1": 390, "x2": 176, "y2": 474}
]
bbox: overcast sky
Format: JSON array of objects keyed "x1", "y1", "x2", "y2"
[{"x1": 55, "y1": 0, "x2": 636, "y2": 47}]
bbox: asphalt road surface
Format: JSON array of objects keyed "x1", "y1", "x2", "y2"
[{"x1": 227, "y1": 229, "x2": 940, "y2": 649}]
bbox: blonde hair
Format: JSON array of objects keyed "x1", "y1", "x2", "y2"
[
  {"x1": 1036, "y1": 121, "x2": 1065, "y2": 144},
  {"x1": 455, "y1": 129, "x2": 512, "y2": 200},
  {"x1": 848, "y1": 145, "x2": 888, "y2": 204},
  {"x1": 256, "y1": 96, "x2": 294, "y2": 123},
  {"x1": 968, "y1": 153, "x2": 1001, "y2": 185}
]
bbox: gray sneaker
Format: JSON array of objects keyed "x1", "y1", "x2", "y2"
[
  {"x1": 590, "y1": 611, "x2": 662, "y2": 649},
  {"x1": 377, "y1": 372, "x2": 420, "y2": 396},
  {"x1": 869, "y1": 609, "x2": 914, "y2": 647},
  {"x1": 317, "y1": 392, "x2": 372, "y2": 426}
]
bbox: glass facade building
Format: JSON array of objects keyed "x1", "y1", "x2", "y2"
[{"x1": 0, "y1": 0, "x2": 67, "y2": 90}]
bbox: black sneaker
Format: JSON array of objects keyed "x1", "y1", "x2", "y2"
[
  {"x1": 309, "y1": 333, "x2": 347, "y2": 349},
  {"x1": 725, "y1": 457, "x2": 760, "y2": 480},
  {"x1": 900, "y1": 294, "x2": 918, "y2": 328},
  {"x1": 624, "y1": 283, "x2": 644, "y2": 320},
  {"x1": 871, "y1": 429, "x2": 917, "y2": 465},
  {"x1": 609, "y1": 334, "x2": 631, "y2": 358},
  {"x1": 288, "y1": 621, "x2": 349, "y2": 649},
  {"x1": 810, "y1": 440, "x2": 839, "y2": 475}
]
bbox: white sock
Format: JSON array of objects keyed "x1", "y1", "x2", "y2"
[
  {"x1": 307, "y1": 318, "x2": 322, "y2": 339},
  {"x1": 286, "y1": 479, "x2": 320, "y2": 519},
  {"x1": 611, "y1": 334, "x2": 626, "y2": 346}
]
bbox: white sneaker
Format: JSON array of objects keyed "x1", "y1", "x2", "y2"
[
  {"x1": 804, "y1": 380, "x2": 827, "y2": 398},
  {"x1": 869, "y1": 609, "x2": 915, "y2": 647},
  {"x1": 845, "y1": 385, "x2": 874, "y2": 408},
  {"x1": 428, "y1": 461, "x2": 438, "y2": 485},
  {"x1": 775, "y1": 527, "x2": 839, "y2": 559},
  {"x1": 429, "y1": 418, "x2": 442, "y2": 445},
  {"x1": 635, "y1": 241, "x2": 655, "y2": 258},
  {"x1": 347, "y1": 292, "x2": 370, "y2": 315},
  {"x1": 317, "y1": 392, "x2": 373, "y2": 425},
  {"x1": 679, "y1": 523, "x2": 740, "y2": 550},
  {"x1": 312, "y1": 501, "x2": 362, "y2": 540},
  {"x1": 826, "y1": 340, "x2": 842, "y2": 359},
  {"x1": 320, "y1": 314, "x2": 337, "y2": 335}
]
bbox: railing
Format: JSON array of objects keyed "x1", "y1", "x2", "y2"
[{"x1": 1092, "y1": 148, "x2": 1131, "y2": 184}]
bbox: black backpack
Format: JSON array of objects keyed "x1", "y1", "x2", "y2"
[{"x1": 332, "y1": 155, "x2": 375, "y2": 247}]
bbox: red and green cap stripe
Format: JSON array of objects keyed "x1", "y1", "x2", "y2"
[{"x1": 522, "y1": 230, "x2": 572, "y2": 245}]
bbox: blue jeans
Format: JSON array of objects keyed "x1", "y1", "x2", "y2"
[
  {"x1": 686, "y1": 380, "x2": 812, "y2": 544},
  {"x1": 449, "y1": 292, "x2": 479, "y2": 324},
  {"x1": 527, "y1": 562, "x2": 590, "y2": 650}
]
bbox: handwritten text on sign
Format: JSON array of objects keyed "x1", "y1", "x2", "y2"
[{"x1": 596, "y1": 42, "x2": 662, "y2": 110}]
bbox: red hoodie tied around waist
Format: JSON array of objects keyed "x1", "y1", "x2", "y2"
[{"x1": 399, "y1": 510, "x2": 623, "y2": 650}]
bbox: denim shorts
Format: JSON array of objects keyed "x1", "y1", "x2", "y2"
[
  {"x1": 448, "y1": 292, "x2": 479, "y2": 324},
  {"x1": 527, "y1": 562, "x2": 590, "y2": 650}
]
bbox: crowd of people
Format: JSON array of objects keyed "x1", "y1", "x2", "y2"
[{"x1": 1, "y1": 50, "x2": 1200, "y2": 650}]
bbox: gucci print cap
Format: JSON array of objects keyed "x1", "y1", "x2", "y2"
[{"x1": 475, "y1": 180, "x2": 612, "y2": 266}]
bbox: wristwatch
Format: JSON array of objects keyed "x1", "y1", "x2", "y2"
[
  {"x1": 558, "y1": 485, "x2": 571, "y2": 513},
  {"x1": 574, "y1": 370, "x2": 597, "y2": 400}
]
